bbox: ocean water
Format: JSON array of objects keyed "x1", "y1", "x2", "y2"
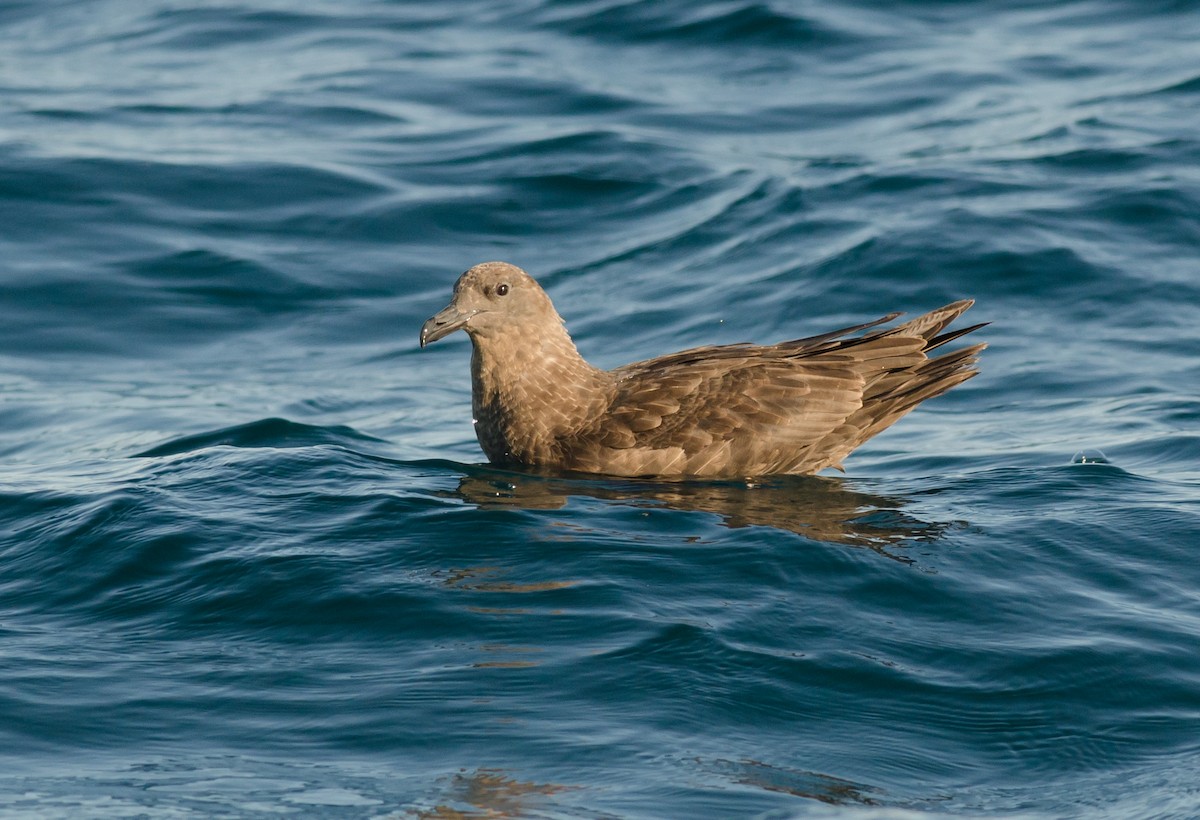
[{"x1": 2, "y1": 0, "x2": 1199, "y2": 816}]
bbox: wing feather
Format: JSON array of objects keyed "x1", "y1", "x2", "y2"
[{"x1": 557, "y1": 301, "x2": 983, "y2": 477}]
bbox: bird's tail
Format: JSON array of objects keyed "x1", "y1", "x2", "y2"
[{"x1": 815, "y1": 302, "x2": 986, "y2": 470}]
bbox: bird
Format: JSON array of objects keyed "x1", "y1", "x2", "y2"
[{"x1": 419, "y1": 261, "x2": 985, "y2": 478}]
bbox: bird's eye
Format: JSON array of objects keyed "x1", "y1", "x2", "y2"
[{"x1": 496, "y1": 283, "x2": 509, "y2": 296}]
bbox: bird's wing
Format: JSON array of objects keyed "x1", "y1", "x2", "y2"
[
  {"x1": 574, "y1": 331, "x2": 925, "y2": 475},
  {"x1": 559, "y1": 303, "x2": 981, "y2": 476}
]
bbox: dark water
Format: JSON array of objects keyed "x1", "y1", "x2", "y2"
[{"x1": 2, "y1": 1, "x2": 1199, "y2": 816}]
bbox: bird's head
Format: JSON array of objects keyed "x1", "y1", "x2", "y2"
[{"x1": 419, "y1": 261, "x2": 559, "y2": 347}]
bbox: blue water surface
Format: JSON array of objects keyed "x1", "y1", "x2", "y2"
[{"x1": 2, "y1": 1, "x2": 1199, "y2": 817}]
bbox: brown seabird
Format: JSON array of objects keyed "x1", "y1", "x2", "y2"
[{"x1": 420, "y1": 261, "x2": 985, "y2": 478}]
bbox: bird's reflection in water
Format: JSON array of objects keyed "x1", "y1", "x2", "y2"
[
  {"x1": 413, "y1": 767, "x2": 571, "y2": 819},
  {"x1": 446, "y1": 466, "x2": 952, "y2": 563},
  {"x1": 706, "y1": 758, "x2": 885, "y2": 807}
]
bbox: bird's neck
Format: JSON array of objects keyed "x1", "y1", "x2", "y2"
[{"x1": 469, "y1": 322, "x2": 610, "y2": 468}]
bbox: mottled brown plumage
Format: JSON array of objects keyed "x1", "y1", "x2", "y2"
[{"x1": 420, "y1": 261, "x2": 985, "y2": 478}]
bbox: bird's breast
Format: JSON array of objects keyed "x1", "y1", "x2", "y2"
[{"x1": 468, "y1": 336, "x2": 612, "y2": 469}]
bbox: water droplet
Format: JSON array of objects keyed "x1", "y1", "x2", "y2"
[{"x1": 1071, "y1": 449, "x2": 1110, "y2": 465}]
